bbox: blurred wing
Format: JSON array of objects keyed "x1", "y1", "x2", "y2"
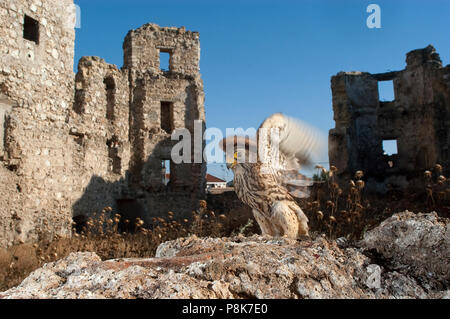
[
  {"x1": 283, "y1": 171, "x2": 314, "y2": 198},
  {"x1": 257, "y1": 113, "x2": 324, "y2": 198}
]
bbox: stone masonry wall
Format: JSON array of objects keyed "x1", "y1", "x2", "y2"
[
  {"x1": 0, "y1": 0, "x2": 76, "y2": 247},
  {"x1": 70, "y1": 57, "x2": 131, "y2": 217}
]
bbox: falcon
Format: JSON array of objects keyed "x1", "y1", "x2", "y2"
[{"x1": 220, "y1": 113, "x2": 324, "y2": 239}]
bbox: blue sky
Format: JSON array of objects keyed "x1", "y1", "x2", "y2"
[{"x1": 73, "y1": 0, "x2": 449, "y2": 180}]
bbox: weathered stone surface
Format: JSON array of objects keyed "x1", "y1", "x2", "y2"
[
  {"x1": 360, "y1": 211, "x2": 449, "y2": 290},
  {"x1": 0, "y1": 0, "x2": 76, "y2": 247},
  {"x1": 1, "y1": 212, "x2": 448, "y2": 299}
]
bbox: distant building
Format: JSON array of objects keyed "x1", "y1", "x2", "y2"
[{"x1": 206, "y1": 174, "x2": 227, "y2": 190}]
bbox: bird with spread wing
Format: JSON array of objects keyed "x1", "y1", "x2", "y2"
[{"x1": 220, "y1": 113, "x2": 324, "y2": 239}]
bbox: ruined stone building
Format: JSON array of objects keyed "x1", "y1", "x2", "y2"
[
  {"x1": 329, "y1": 45, "x2": 449, "y2": 192},
  {"x1": 0, "y1": 0, "x2": 206, "y2": 247}
]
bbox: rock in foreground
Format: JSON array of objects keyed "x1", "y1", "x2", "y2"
[{"x1": 0, "y1": 212, "x2": 448, "y2": 299}]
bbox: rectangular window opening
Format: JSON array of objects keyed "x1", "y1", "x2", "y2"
[
  {"x1": 383, "y1": 139, "x2": 398, "y2": 168},
  {"x1": 107, "y1": 137, "x2": 121, "y2": 175},
  {"x1": 160, "y1": 101, "x2": 174, "y2": 134},
  {"x1": 162, "y1": 160, "x2": 171, "y2": 185},
  {"x1": 104, "y1": 77, "x2": 116, "y2": 121},
  {"x1": 378, "y1": 80, "x2": 395, "y2": 102},
  {"x1": 382, "y1": 139, "x2": 398, "y2": 156},
  {"x1": 23, "y1": 15, "x2": 39, "y2": 44},
  {"x1": 0, "y1": 100, "x2": 13, "y2": 160},
  {"x1": 159, "y1": 49, "x2": 171, "y2": 71}
]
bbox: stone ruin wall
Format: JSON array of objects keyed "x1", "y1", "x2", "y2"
[
  {"x1": 0, "y1": 0, "x2": 206, "y2": 247},
  {"x1": 0, "y1": 0, "x2": 76, "y2": 247},
  {"x1": 329, "y1": 45, "x2": 449, "y2": 193}
]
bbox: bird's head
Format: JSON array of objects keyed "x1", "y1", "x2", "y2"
[{"x1": 219, "y1": 136, "x2": 257, "y2": 171}]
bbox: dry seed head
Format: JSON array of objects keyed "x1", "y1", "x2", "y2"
[
  {"x1": 330, "y1": 165, "x2": 338, "y2": 173},
  {"x1": 355, "y1": 171, "x2": 364, "y2": 179},
  {"x1": 424, "y1": 170, "x2": 432, "y2": 178},
  {"x1": 329, "y1": 216, "x2": 336, "y2": 223},
  {"x1": 356, "y1": 180, "x2": 365, "y2": 190},
  {"x1": 199, "y1": 200, "x2": 207, "y2": 209},
  {"x1": 316, "y1": 210, "x2": 324, "y2": 219}
]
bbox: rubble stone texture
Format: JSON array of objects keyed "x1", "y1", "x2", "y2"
[
  {"x1": 360, "y1": 211, "x2": 449, "y2": 290},
  {"x1": 0, "y1": 0, "x2": 206, "y2": 247},
  {"x1": 329, "y1": 45, "x2": 449, "y2": 193},
  {"x1": 0, "y1": 212, "x2": 448, "y2": 299}
]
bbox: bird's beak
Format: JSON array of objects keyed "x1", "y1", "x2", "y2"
[{"x1": 226, "y1": 153, "x2": 238, "y2": 169}]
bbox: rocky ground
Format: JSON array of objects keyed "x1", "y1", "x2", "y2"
[{"x1": 0, "y1": 211, "x2": 448, "y2": 299}]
